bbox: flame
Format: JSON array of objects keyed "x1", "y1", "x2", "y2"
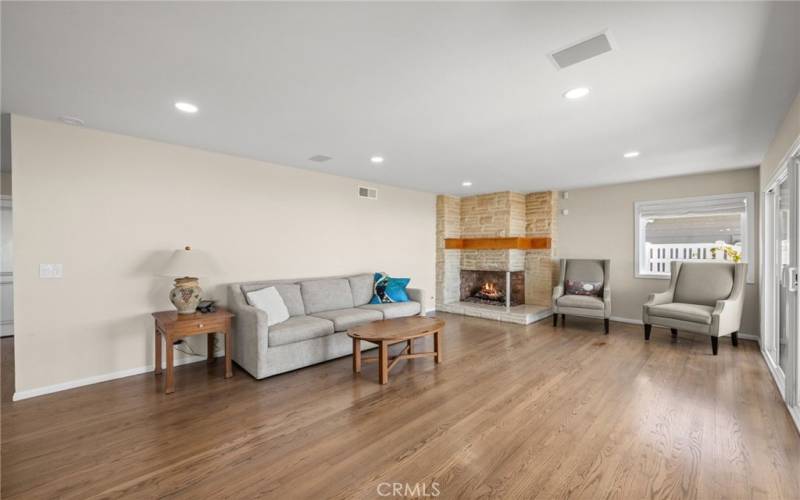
[{"x1": 480, "y1": 282, "x2": 501, "y2": 297}]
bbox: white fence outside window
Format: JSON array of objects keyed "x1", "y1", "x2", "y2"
[{"x1": 644, "y1": 242, "x2": 742, "y2": 275}]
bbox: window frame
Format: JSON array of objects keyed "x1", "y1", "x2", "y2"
[{"x1": 634, "y1": 192, "x2": 755, "y2": 283}]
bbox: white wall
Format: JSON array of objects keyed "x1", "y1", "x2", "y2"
[
  {"x1": 760, "y1": 91, "x2": 800, "y2": 189},
  {"x1": 11, "y1": 115, "x2": 436, "y2": 396},
  {"x1": 557, "y1": 167, "x2": 760, "y2": 335}
]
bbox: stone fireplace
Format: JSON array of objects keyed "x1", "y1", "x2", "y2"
[
  {"x1": 435, "y1": 191, "x2": 558, "y2": 324},
  {"x1": 460, "y1": 270, "x2": 524, "y2": 307}
]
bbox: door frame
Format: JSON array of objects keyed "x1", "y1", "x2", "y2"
[
  {"x1": 761, "y1": 140, "x2": 800, "y2": 432},
  {"x1": 0, "y1": 194, "x2": 12, "y2": 337}
]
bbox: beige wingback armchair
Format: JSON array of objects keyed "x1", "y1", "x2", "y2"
[
  {"x1": 643, "y1": 261, "x2": 747, "y2": 355},
  {"x1": 552, "y1": 259, "x2": 611, "y2": 334}
]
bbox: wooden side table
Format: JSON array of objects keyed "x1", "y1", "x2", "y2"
[{"x1": 152, "y1": 308, "x2": 235, "y2": 394}]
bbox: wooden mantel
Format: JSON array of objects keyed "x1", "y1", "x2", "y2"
[{"x1": 444, "y1": 237, "x2": 551, "y2": 250}]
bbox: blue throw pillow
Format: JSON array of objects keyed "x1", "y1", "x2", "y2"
[{"x1": 370, "y1": 272, "x2": 410, "y2": 304}]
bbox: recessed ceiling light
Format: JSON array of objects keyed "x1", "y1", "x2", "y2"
[
  {"x1": 370, "y1": 156, "x2": 384, "y2": 164},
  {"x1": 58, "y1": 115, "x2": 84, "y2": 126},
  {"x1": 174, "y1": 101, "x2": 198, "y2": 113},
  {"x1": 623, "y1": 151, "x2": 640, "y2": 158},
  {"x1": 563, "y1": 87, "x2": 590, "y2": 100},
  {"x1": 462, "y1": 181, "x2": 473, "y2": 187}
]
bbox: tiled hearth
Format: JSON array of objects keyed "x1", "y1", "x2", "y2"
[{"x1": 435, "y1": 191, "x2": 558, "y2": 325}]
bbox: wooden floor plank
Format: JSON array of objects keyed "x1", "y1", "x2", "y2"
[{"x1": 1, "y1": 313, "x2": 798, "y2": 499}]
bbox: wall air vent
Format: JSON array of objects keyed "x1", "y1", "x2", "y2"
[
  {"x1": 309, "y1": 154, "x2": 332, "y2": 162},
  {"x1": 358, "y1": 186, "x2": 378, "y2": 200},
  {"x1": 549, "y1": 32, "x2": 613, "y2": 70}
]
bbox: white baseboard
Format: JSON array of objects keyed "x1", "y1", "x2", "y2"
[
  {"x1": 12, "y1": 353, "x2": 215, "y2": 401},
  {"x1": 609, "y1": 316, "x2": 759, "y2": 342},
  {"x1": 789, "y1": 405, "x2": 800, "y2": 436}
]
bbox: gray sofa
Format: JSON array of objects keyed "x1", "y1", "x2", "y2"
[{"x1": 227, "y1": 273, "x2": 425, "y2": 379}]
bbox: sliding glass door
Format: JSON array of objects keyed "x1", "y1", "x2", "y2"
[{"x1": 764, "y1": 157, "x2": 800, "y2": 419}]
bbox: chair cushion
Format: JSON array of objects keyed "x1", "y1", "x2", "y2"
[
  {"x1": 358, "y1": 301, "x2": 421, "y2": 319},
  {"x1": 300, "y1": 278, "x2": 354, "y2": 314},
  {"x1": 348, "y1": 274, "x2": 375, "y2": 307},
  {"x1": 557, "y1": 294, "x2": 604, "y2": 310},
  {"x1": 565, "y1": 260, "x2": 605, "y2": 284},
  {"x1": 311, "y1": 308, "x2": 383, "y2": 332},
  {"x1": 673, "y1": 262, "x2": 733, "y2": 307},
  {"x1": 267, "y1": 316, "x2": 335, "y2": 347},
  {"x1": 648, "y1": 303, "x2": 714, "y2": 324}
]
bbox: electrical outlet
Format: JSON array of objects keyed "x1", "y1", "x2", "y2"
[{"x1": 39, "y1": 264, "x2": 63, "y2": 278}]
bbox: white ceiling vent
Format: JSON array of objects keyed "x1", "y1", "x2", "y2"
[
  {"x1": 549, "y1": 32, "x2": 613, "y2": 69},
  {"x1": 358, "y1": 186, "x2": 378, "y2": 200},
  {"x1": 309, "y1": 154, "x2": 332, "y2": 162}
]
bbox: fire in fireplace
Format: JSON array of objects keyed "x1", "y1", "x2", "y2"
[{"x1": 460, "y1": 270, "x2": 524, "y2": 307}]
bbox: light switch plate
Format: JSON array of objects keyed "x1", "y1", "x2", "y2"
[{"x1": 39, "y1": 264, "x2": 63, "y2": 279}]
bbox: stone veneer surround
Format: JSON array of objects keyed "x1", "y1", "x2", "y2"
[{"x1": 436, "y1": 191, "x2": 558, "y2": 321}]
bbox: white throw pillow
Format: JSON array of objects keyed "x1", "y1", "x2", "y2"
[{"x1": 246, "y1": 286, "x2": 290, "y2": 326}]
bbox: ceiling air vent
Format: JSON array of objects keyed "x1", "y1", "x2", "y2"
[
  {"x1": 549, "y1": 32, "x2": 613, "y2": 70},
  {"x1": 358, "y1": 186, "x2": 378, "y2": 200},
  {"x1": 309, "y1": 154, "x2": 332, "y2": 162}
]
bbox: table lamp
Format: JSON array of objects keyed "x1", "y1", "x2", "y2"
[{"x1": 160, "y1": 246, "x2": 214, "y2": 314}]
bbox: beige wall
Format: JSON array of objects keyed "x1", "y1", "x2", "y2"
[
  {"x1": 760, "y1": 91, "x2": 800, "y2": 189},
  {"x1": 557, "y1": 167, "x2": 760, "y2": 335},
  {"x1": 11, "y1": 115, "x2": 436, "y2": 395}
]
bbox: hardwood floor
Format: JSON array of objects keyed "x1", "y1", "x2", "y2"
[{"x1": 2, "y1": 313, "x2": 799, "y2": 499}]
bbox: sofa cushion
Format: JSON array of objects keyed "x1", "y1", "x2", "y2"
[
  {"x1": 557, "y1": 294, "x2": 604, "y2": 310},
  {"x1": 565, "y1": 260, "x2": 605, "y2": 284},
  {"x1": 246, "y1": 286, "x2": 290, "y2": 326},
  {"x1": 348, "y1": 274, "x2": 375, "y2": 307},
  {"x1": 359, "y1": 301, "x2": 421, "y2": 319},
  {"x1": 267, "y1": 316, "x2": 335, "y2": 347},
  {"x1": 240, "y1": 281, "x2": 305, "y2": 316},
  {"x1": 300, "y1": 278, "x2": 354, "y2": 314},
  {"x1": 648, "y1": 303, "x2": 714, "y2": 324},
  {"x1": 311, "y1": 308, "x2": 383, "y2": 332},
  {"x1": 673, "y1": 262, "x2": 733, "y2": 307},
  {"x1": 273, "y1": 284, "x2": 305, "y2": 316}
]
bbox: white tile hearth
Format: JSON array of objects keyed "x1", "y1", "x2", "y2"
[{"x1": 436, "y1": 302, "x2": 551, "y2": 325}]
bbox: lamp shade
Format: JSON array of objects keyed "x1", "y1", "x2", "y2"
[{"x1": 160, "y1": 246, "x2": 215, "y2": 278}]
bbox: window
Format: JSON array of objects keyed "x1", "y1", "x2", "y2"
[{"x1": 634, "y1": 192, "x2": 755, "y2": 283}]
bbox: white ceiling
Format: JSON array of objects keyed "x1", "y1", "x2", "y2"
[{"x1": 3, "y1": 2, "x2": 799, "y2": 194}]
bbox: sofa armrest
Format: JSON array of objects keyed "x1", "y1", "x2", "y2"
[
  {"x1": 642, "y1": 290, "x2": 673, "y2": 323},
  {"x1": 602, "y1": 287, "x2": 611, "y2": 317},
  {"x1": 227, "y1": 285, "x2": 269, "y2": 378},
  {"x1": 407, "y1": 287, "x2": 426, "y2": 315},
  {"x1": 711, "y1": 298, "x2": 744, "y2": 337},
  {"x1": 644, "y1": 290, "x2": 673, "y2": 307}
]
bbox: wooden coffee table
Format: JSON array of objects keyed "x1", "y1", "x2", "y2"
[{"x1": 347, "y1": 316, "x2": 445, "y2": 384}]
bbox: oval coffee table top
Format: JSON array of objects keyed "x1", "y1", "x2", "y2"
[{"x1": 347, "y1": 316, "x2": 445, "y2": 342}]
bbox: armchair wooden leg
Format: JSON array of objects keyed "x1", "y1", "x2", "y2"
[
  {"x1": 603, "y1": 318, "x2": 609, "y2": 335},
  {"x1": 644, "y1": 324, "x2": 651, "y2": 341},
  {"x1": 553, "y1": 314, "x2": 558, "y2": 327},
  {"x1": 671, "y1": 328, "x2": 678, "y2": 342},
  {"x1": 731, "y1": 331, "x2": 738, "y2": 347},
  {"x1": 711, "y1": 336, "x2": 719, "y2": 356},
  {"x1": 561, "y1": 314, "x2": 566, "y2": 327}
]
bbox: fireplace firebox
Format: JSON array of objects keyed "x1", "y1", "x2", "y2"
[{"x1": 460, "y1": 270, "x2": 524, "y2": 307}]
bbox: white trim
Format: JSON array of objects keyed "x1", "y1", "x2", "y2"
[
  {"x1": 789, "y1": 404, "x2": 800, "y2": 435},
  {"x1": 12, "y1": 354, "x2": 218, "y2": 401},
  {"x1": 634, "y1": 192, "x2": 756, "y2": 283},
  {"x1": 609, "y1": 316, "x2": 759, "y2": 341}
]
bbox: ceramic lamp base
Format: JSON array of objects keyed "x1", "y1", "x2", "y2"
[{"x1": 169, "y1": 277, "x2": 202, "y2": 314}]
